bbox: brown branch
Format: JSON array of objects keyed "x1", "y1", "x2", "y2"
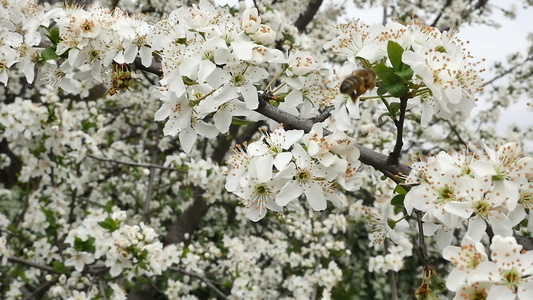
[
  {"x1": 309, "y1": 106, "x2": 334, "y2": 123},
  {"x1": 87, "y1": 154, "x2": 184, "y2": 172},
  {"x1": 294, "y1": 0, "x2": 323, "y2": 33},
  {"x1": 8, "y1": 256, "x2": 61, "y2": 274},
  {"x1": 23, "y1": 277, "x2": 60, "y2": 300},
  {"x1": 485, "y1": 55, "x2": 533, "y2": 86},
  {"x1": 134, "y1": 57, "x2": 163, "y2": 77},
  {"x1": 255, "y1": 94, "x2": 411, "y2": 183},
  {"x1": 134, "y1": 59, "x2": 410, "y2": 184},
  {"x1": 461, "y1": 0, "x2": 490, "y2": 19},
  {"x1": 0, "y1": 139, "x2": 22, "y2": 188},
  {"x1": 514, "y1": 233, "x2": 533, "y2": 251},
  {"x1": 161, "y1": 186, "x2": 209, "y2": 245},
  {"x1": 415, "y1": 210, "x2": 431, "y2": 270},
  {"x1": 430, "y1": 0, "x2": 452, "y2": 28},
  {"x1": 168, "y1": 267, "x2": 228, "y2": 299},
  {"x1": 445, "y1": 119, "x2": 467, "y2": 146}
]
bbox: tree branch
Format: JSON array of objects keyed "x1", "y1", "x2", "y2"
[
  {"x1": 168, "y1": 267, "x2": 228, "y2": 299},
  {"x1": 384, "y1": 240, "x2": 398, "y2": 300},
  {"x1": 485, "y1": 55, "x2": 533, "y2": 86},
  {"x1": 161, "y1": 186, "x2": 208, "y2": 245},
  {"x1": 133, "y1": 59, "x2": 410, "y2": 183},
  {"x1": 8, "y1": 256, "x2": 61, "y2": 274},
  {"x1": 134, "y1": 57, "x2": 163, "y2": 77},
  {"x1": 430, "y1": 0, "x2": 452, "y2": 28},
  {"x1": 87, "y1": 154, "x2": 184, "y2": 172},
  {"x1": 255, "y1": 94, "x2": 411, "y2": 183},
  {"x1": 445, "y1": 119, "x2": 467, "y2": 146},
  {"x1": 294, "y1": 0, "x2": 323, "y2": 33},
  {"x1": 143, "y1": 133, "x2": 160, "y2": 223},
  {"x1": 415, "y1": 210, "x2": 431, "y2": 270},
  {"x1": 23, "y1": 276, "x2": 60, "y2": 300}
]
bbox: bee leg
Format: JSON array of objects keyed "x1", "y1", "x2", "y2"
[{"x1": 350, "y1": 93, "x2": 359, "y2": 103}]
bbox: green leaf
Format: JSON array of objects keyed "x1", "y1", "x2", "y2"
[
  {"x1": 388, "y1": 102, "x2": 401, "y2": 115},
  {"x1": 387, "y1": 82, "x2": 407, "y2": 98},
  {"x1": 30, "y1": 138, "x2": 47, "y2": 156},
  {"x1": 431, "y1": 276, "x2": 447, "y2": 291},
  {"x1": 52, "y1": 261, "x2": 70, "y2": 274},
  {"x1": 81, "y1": 119, "x2": 97, "y2": 133},
  {"x1": 377, "y1": 112, "x2": 391, "y2": 126},
  {"x1": 98, "y1": 216, "x2": 120, "y2": 232},
  {"x1": 47, "y1": 27, "x2": 60, "y2": 45},
  {"x1": 231, "y1": 118, "x2": 255, "y2": 126},
  {"x1": 376, "y1": 84, "x2": 388, "y2": 96},
  {"x1": 391, "y1": 194, "x2": 405, "y2": 206},
  {"x1": 395, "y1": 68, "x2": 414, "y2": 81},
  {"x1": 372, "y1": 64, "x2": 397, "y2": 85},
  {"x1": 73, "y1": 237, "x2": 96, "y2": 253},
  {"x1": 176, "y1": 37, "x2": 188, "y2": 45},
  {"x1": 41, "y1": 207, "x2": 60, "y2": 235},
  {"x1": 182, "y1": 76, "x2": 198, "y2": 86},
  {"x1": 105, "y1": 201, "x2": 114, "y2": 213},
  {"x1": 41, "y1": 47, "x2": 58, "y2": 61},
  {"x1": 394, "y1": 184, "x2": 407, "y2": 195},
  {"x1": 138, "y1": 249, "x2": 148, "y2": 260},
  {"x1": 387, "y1": 218, "x2": 397, "y2": 229},
  {"x1": 387, "y1": 41, "x2": 404, "y2": 71}
]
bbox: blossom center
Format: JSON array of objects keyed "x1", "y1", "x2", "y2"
[
  {"x1": 502, "y1": 267, "x2": 521, "y2": 289},
  {"x1": 473, "y1": 200, "x2": 490, "y2": 217},
  {"x1": 295, "y1": 169, "x2": 311, "y2": 184},
  {"x1": 437, "y1": 185, "x2": 455, "y2": 203}
]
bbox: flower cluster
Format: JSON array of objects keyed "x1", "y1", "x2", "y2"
[
  {"x1": 0, "y1": 0, "x2": 48, "y2": 85},
  {"x1": 63, "y1": 209, "x2": 180, "y2": 277},
  {"x1": 0, "y1": 1, "x2": 155, "y2": 95},
  {"x1": 149, "y1": 3, "x2": 289, "y2": 152},
  {"x1": 0, "y1": 98, "x2": 48, "y2": 142},
  {"x1": 225, "y1": 125, "x2": 361, "y2": 221},
  {"x1": 324, "y1": 20, "x2": 484, "y2": 126},
  {"x1": 404, "y1": 142, "x2": 532, "y2": 248},
  {"x1": 366, "y1": 199, "x2": 413, "y2": 273},
  {"x1": 443, "y1": 235, "x2": 533, "y2": 299}
]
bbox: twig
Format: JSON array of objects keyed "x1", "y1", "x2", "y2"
[
  {"x1": 134, "y1": 57, "x2": 163, "y2": 77},
  {"x1": 309, "y1": 106, "x2": 334, "y2": 123},
  {"x1": 23, "y1": 276, "x2": 60, "y2": 300},
  {"x1": 381, "y1": 1, "x2": 388, "y2": 26},
  {"x1": 99, "y1": 279, "x2": 108, "y2": 300},
  {"x1": 484, "y1": 55, "x2": 533, "y2": 86},
  {"x1": 384, "y1": 240, "x2": 398, "y2": 300},
  {"x1": 430, "y1": 0, "x2": 452, "y2": 28},
  {"x1": 387, "y1": 96, "x2": 408, "y2": 165},
  {"x1": 143, "y1": 133, "x2": 160, "y2": 222},
  {"x1": 390, "y1": 96, "x2": 408, "y2": 161},
  {"x1": 168, "y1": 267, "x2": 228, "y2": 299},
  {"x1": 8, "y1": 256, "x2": 61, "y2": 274},
  {"x1": 310, "y1": 255, "x2": 321, "y2": 300},
  {"x1": 87, "y1": 154, "x2": 184, "y2": 172},
  {"x1": 415, "y1": 210, "x2": 431, "y2": 270},
  {"x1": 445, "y1": 119, "x2": 467, "y2": 146}
]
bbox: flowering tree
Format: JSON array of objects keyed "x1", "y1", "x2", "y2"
[{"x1": 0, "y1": 0, "x2": 532, "y2": 299}]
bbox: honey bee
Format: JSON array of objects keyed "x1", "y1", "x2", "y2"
[{"x1": 339, "y1": 69, "x2": 377, "y2": 103}]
